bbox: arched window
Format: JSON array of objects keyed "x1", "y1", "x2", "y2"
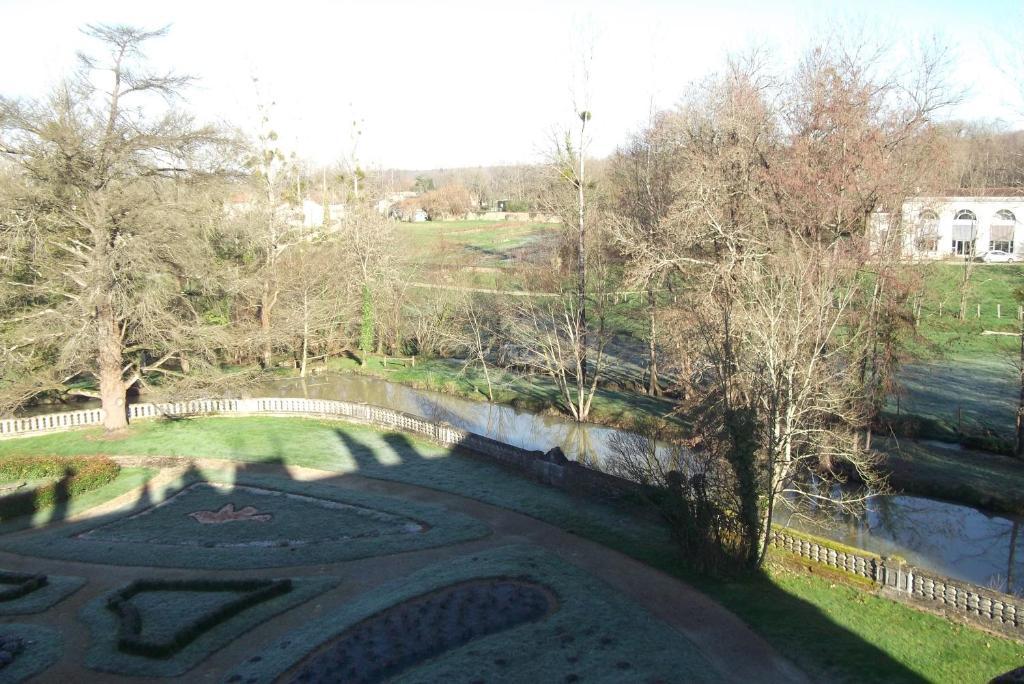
[
  {"x1": 915, "y1": 210, "x2": 939, "y2": 252},
  {"x1": 952, "y1": 209, "x2": 977, "y2": 256},
  {"x1": 990, "y1": 209, "x2": 1016, "y2": 253}
]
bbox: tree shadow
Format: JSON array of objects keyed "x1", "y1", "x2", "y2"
[
  {"x1": 0, "y1": 414, "x2": 945, "y2": 680},
  {"x1": 329, "y1": 425, "x2": 930, "y2": 682}
]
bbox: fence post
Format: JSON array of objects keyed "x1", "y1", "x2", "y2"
[
  {"x1": 998, "y1": 304, "x2": 1002, "y2": 318},
  {"x1": 977, "y1": 303, "x2": 981, "y2": 318}
]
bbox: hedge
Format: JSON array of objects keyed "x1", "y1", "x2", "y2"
[
  {"x1": 0, "y1": 571, "x2": 47, "y2": 602},
  {"x1": 107, "y1": 578, "x2": 293, "y2": 659},
  {"x1": 0, "y1": 455, "x2": 120, "y2": 521}
]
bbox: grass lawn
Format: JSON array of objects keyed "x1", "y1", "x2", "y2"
[
  {"x1": 80, "y1": 576, "x2": 336, "y2": 678},
  {"x1": 907, "y1": 263, "x2": 1024, "y2": 359},
  {"x1": 395, "y1": 220, "x2": 557, "y2": 270},
  {"x1": 1, "y1": 417, "x2": 1022, "y2": 681},
  {"x1": 891, "y1": 358, "x2": 1017, "y2": 442},
  {"x1": 226, "y1": 545, "x2": 723, "y2": 684},
  {"x1": 0, "y1": 466, "x2": 155, "y2": 534}
]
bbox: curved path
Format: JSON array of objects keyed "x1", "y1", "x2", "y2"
[{"x1": 0, "y1": 458, "x2": 808, "y2": 683}]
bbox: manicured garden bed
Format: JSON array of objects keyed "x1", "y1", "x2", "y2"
[
  {"x1": 0, "y1": 624, "x2": 63, "y2": 682},
  {"x1": 4, "y1": 417, "x2": 1024, "y2": 681},
  {"x1": 227, "y1": 545, "x2": 724, "y2": 684},
  {"x1": 291, "y1": 577, "x2": 555, "y2": 683},
  {"x1": 108, "y1": 578, "x2": 294, "y2": 658},
  {"x1": 0, "y1": 466, "x2": 155, "y2": 534},
  {"x1": 80, "y1": 576, "x2": 336, "y2": 677},
  {"x1": 0, "y1": 572, "x2": 83, "y2": 615},
  {"x1": 2, "y1": 470, "x2": 489, "y2": 569}
]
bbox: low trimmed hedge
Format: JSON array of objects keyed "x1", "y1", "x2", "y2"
[
  {"x1": 0, "y1": 455, "x2": 119, "y2": 521},
  {"x1": 107, "y1": 578, "x2": 293, "y2": 659},
  {"x1": 0, "y1": 572, "x2": 47, "y2": 602}
]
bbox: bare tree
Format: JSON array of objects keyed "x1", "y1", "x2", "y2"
[
  {"x1": 277, "y1": 242, "x2": 347, "y2": 377},
  {"x1": 0, "y1": 24, "x2": 233, "y2": 429},
  {"x1": 608, "y1": 39, "x2": 948, "y2": 570},
  {"x1": 340, "y1": 203, "x2": 397, "y2": 363},
  {"x1": 609, "y1": 110, "x2": 686, "y2": 396}
]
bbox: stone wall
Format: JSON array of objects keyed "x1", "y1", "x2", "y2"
[
  {"x1": 771, "y1": 528, "x2": 1023, "y2": 640},
  {"x1": 2, "y1": 396, "x2": 1022, "y2": 639}
]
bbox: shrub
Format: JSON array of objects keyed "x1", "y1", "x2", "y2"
[
  {"x1": 0, "y1": 456, "x2": 120, "y2": 521},
  {"x1": 107, "y1": 578, "x2": 293, "y2": 659}
]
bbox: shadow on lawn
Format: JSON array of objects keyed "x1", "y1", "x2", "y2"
[
  {"x1": 327, "y1": 427, "x2": 929, "y2": 683},
  {"x1": 7, "y1": 418, "x2": 931, "y2": 681}
]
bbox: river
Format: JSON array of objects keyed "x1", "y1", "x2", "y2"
[{"x1": 21, "y1": 371, "x2": 1024, "y2": 595}]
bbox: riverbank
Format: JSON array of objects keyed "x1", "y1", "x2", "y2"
[
  {"x1": 1, "y1": 415, "x2": 1022, "y2": 681},
  {"x1": 318, "y1": 354, "x2": 685, "y2": 433},
  {"x1": 314, "y1": 355, "x2": 1024, "y2": 515},
  {"x1": 878, "y1": 436, "x2": 1024, "y2": 515}
]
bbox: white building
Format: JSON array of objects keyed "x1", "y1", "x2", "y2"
[
  {"x1": 899, "y1": 192, "x2": 1024, "y2": 259},
  {"x1": 301, "y1": 199, "x2": 346, "y2": 227}
]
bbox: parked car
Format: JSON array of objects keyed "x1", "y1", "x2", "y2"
[{"x1": 981, "y1": 250, "x2": 1018, "y2": 263}]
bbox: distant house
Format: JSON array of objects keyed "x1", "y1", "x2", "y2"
[
  {"x1": 895, "y1": 191, "x2": 1024, "y2": 259},
  {"x1": 375, "y1": 191, "x2": 417, "y2": 216},
  {"x1": 302, "y1": 199, "x2": 345, "y2": 227}
]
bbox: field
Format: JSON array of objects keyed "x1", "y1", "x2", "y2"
[
  {"x1": 0, "y1": 416, "x2": 1021, "y2": 682},
  {"x1": 907, "y1": 262, "x2": 1024, "y2": 359},
  {"x1": 395, "y1": 219, "x2": 559, "y2": 289}
]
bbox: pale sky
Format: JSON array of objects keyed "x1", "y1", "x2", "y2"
[{"x1": 1, "y1": 0, "x2": 1021, "y2": 170}]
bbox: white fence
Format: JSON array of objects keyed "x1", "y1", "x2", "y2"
[{"x1": 0, "y1": 398, "x2": 469, "y2": 445}]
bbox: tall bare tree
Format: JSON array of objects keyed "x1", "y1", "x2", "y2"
[
  {"x1": 0, "y1": 24, "x2": 231, "y2": 429},
  {"x1": 610, "y1": 110, "x2": 686, "y2": 396}
]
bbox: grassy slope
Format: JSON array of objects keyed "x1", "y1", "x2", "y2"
[
  {"x1": 1, "y1": 417, "x2": 1021, "y2": 682},
  {"x1": 908, "y1": 263, "x2": 1023, "y2": 359}
]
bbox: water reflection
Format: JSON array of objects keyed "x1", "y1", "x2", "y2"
[{"x1": 782, "y1": 494, "x2": 1024, "y2": 595}]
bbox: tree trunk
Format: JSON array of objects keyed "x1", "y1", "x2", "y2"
[
  {"x1": 1008, "y1": 519, "x2": 1019, "y2": 593},
  {"x1": 97, "y1": 303, "x2": 129, "y2": 431},
  {"x1": 300, "y1": 319, "x2": 309, "y2": 378},
  {"x1": 576, "y1": 116, "x2": 588, "y2": 387},
  {"x1": 360, "y1": 283, "x2": 373, "y2": 365},
  {"x1": 260, "y1": 282, "x2": 274, "y2": 369},
  {"x1": 646, "y1": 287, "x2": 662, "y2": 396},
  {"x1": 1016, "y1": 327, "x2": 1024, "y2": 459}
]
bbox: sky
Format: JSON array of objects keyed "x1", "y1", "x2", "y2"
[{"x1": 1, "y1": 0, "x2": 1021, "y2": 170}]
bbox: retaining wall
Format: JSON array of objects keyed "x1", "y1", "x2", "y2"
[{"x1": 1, "y1": 397, "x2": 1021, "y2": 639}]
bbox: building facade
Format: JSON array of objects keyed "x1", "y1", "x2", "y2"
[{"x1": 901, "y1": 194, "x2": 1024, "y2": 259}]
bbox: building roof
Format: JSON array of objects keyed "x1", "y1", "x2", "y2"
[{"x1": 914, "y1": 188, "x2": 1024, "y2": 200}]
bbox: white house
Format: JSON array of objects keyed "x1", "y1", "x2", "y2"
[
  {"x1": 301, "y1": 199, "x2": 346, "y2": 227},
  {"x1": 899, "y1": 192, "x2": 1024, "y2": 259}
]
